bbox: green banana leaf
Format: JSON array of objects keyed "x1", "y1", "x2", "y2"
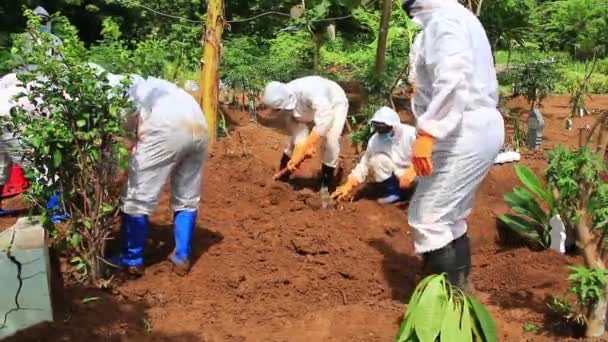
[
  {"x1": 515, "y1": 165, "x2": 554, "y2": 206},
  {"x1": 498, "y1": 214, "x2": 547, "y2": 247}
]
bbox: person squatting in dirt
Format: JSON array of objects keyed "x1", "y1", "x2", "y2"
[
  {"x1": 108, "y1": 76, "x2": 209, "y2": 277},
  {"x1": 331, "y1": 106, "x2": 417, "y2": 205},
  {"x1": 262, "y1": 76, "x2": 349, "y2": 192},
  {"x1": 402, "y1": 0, "x2": 505, "y2": 289}
]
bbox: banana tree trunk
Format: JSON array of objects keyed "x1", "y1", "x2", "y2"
[{"x1": 200, "y1": 0, "x2": 225, "y2": 145}]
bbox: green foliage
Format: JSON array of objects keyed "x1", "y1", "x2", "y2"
[
  {"x1": 546, "y1": 296, "x2": 586, "y2": 330},
  {"x1": 8, "y1": 10, "x2": 132, "y2": 284},
  {"x1": 499, "y1": 165, "x2": 556, "y2": 248},
  {"x1": 537, "y1": 0, "x2": 608, "y2": 59},
  {"x1": 546, "y1": 146, "x2": 607, "y2": 231},
  {"x1": 501, "y1": 146, "x2": 608, "y2": 250},
  {"x1": 267, "y1": 31, "x2": 315, "y2": 81},
  {"x1": 480, "y1": 0, "x2": 536, "y2": 52},
  {"x1": 349, "y1": 104, "x2": 375, "y2": 146},
  {"x1": 89, "y1": 17, "x2": 201, "y2": 81},
  {"x1": 568, "y1": 265, "x2": 608, "y2": 308},
  {"x1": 506, "y1": 56, "x2": 560, "y2": 110},
  {"x1": 524, "y1": 323, "x2": 540, "y2": 333},
  {"x1": 395, "y1": 274, "x2": 497, "y2": 342}
]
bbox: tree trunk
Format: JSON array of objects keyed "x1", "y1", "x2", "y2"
[
  {"x1": 375, "y1": 0, "x2": 392, "y2": 74},
  {"x1": 313, "y1": 31, "x2": 323, "y2": 74},
  {"x1": 575, "y1": 199, "x2": 607, "y2": 337},
  {"x1": 587, "y1": 291, "x2": 608, "y2": 338},
  {"x1": 200, "y1": 0, "x2": 225, "y2": 145},
  {"x1": 475, "y1": 0, "x2": 484, "y2": 16}
]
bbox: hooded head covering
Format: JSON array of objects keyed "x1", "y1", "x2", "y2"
[
  {"x1": 33, "y1": 6, "x2": 50, "y2": 19},
  {"x1": 406, "y1": 0, "x2": 459, "y2": 23},
  {"x1": 370, "y1": 106, "x2": 401, "y2": 128},
  {"x1": 33, "y1": 6, "x2": 52, "y2": 32},
  {"x1": 263, "y1": 81, "x2": 296, "y2": 110}
]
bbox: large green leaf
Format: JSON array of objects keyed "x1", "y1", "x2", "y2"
[
  {"x1": 396, "y1": 275, "x2": 438, "y2": 342},
  {"x1": 515, "y1": 165, "x2": 553, "y2": 205},
  {"x1": 459, "y1": 299, "x2": 473, "y2": 342},
  {"x1": 440, "y1": 298, "x2": 459, "y2": 338},
  {"x1": 414, "y1": 277, "x2": 447, "y2": 342},
  {"x1": 504, "y1": 188, "x2": 548, "y2": 224},
  {"x1": 467, "y1": 296, "x2": 498, "y2": 342},
  {"x1": 498, "y1": 214, "x2": 545, "y2": 246}
]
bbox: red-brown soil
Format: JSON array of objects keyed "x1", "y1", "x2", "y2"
[{"x1": 6, "y1": 95, "x2": 608, "y2": 342}]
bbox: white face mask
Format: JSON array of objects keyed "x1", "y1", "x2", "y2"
[{"x1": 377, "y1": 133, "x2": 393, "y2": 144}]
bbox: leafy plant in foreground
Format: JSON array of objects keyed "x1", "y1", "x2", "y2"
[
  {"x1": 395, "y1": 274, "x2": 496, "y2": 342},
  {"x1": 8, "y1": 11, "x2": 131, "y2": 285}
]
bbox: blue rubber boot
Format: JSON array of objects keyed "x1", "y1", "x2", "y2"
[
  {"x1": 170, "y1": 210, "x2": 197, "y2": 276},
  {"x1": 377, "y1": 174, "x2": 406, "y2": 204},
  {"x1": 0, "y1": 199, "x2": 18, "y2": 216},
  {"x1": 47, "y1": 193, "x2": 70, "y2": 223},
  {"x1": 110, "y1": 213, "x2": 148, "y2": 275}
]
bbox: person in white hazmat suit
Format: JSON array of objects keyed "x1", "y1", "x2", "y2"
[
  {"x1": 0, "y1": 84, "x2": 32, "y2": 202},
  {"x1": 331, "y1": 107, "x2": 417, "y2": 204},
  {"x1": 109, "y1": 76, "x2": 208, "y2": 276},
  {"x1": 262, "y1": 76, "x2": 348, "y2": 191},
  {"x1": 401, "y1": 0, "x2": 505, "y2": 289}
]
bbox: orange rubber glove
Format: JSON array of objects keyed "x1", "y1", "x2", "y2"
[
  {"x1": 331, "y1": 176, "x2": 360, "y2": 201},
  {"x1": 399, "y1": 166, "x2": 417, "y2": 189},
  {"x1": 412, "y1": 130, "x2": 434, "y2": 176},
  {"x1": 287, "y1": 131, "x2": 320, "y2": 172}
]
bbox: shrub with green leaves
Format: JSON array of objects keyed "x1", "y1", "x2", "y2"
[
  {"x1": 568, "y1": 266, "x2": 608, "y2": 309},
  {"x1": 546, "y1": 146, "x2": 607, "y2": 231},
  {"x1": 508, "y1": 58, "x2": 560, "y2": 111},
  {"x1": 8, "y1": 11, "x2": 131, "y2": 285},
  {"x1": 396, "y1": 274, "x2": 497, "y2": 342}
]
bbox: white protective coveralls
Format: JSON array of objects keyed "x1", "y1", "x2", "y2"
[
  {"x1": 121, "y1": 77, "x2": 208, "y2": 216},
  {"x1": 407, "y1": 0, "x2": 505, "y2": 254},
  {"x1": 0, "y1": 74, "x2": 19, "y2": 90},
  {"x1": 0, "y1": 84, "x2": 35, "y2": 184},
  {"x1": 407, "y1": 32, "x2": 423, "y2": 87},
  {"x1": 265, "y1": 76, "x2": 349, "y2": 168},
  {"x1": 350, "y1": 107, "x2": 416, "y2": 184}
]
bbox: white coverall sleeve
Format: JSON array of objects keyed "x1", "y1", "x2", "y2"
[
  {"x1": 416, "y1": 18, "x2": 473, "y2": 139},
  {"x1": 311, "y1": 98, "x2": 335, "y2": 137},
  {"x1": 408, "y1": 33, "x2": 422, "y2": 85},
  {"x1": 350, "y1": 139, "x2": 374, "y2": 183}
]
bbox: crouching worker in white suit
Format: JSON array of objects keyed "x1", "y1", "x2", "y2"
[
  {"x1": 110, "y1": 77, "x2": 208, "y2": 277},
  {"x1": 331, "y1": 107, "x2": 417, "y2": 204},
  {"x1": 402, "y1": 0, "x2": 504, "y2": 289},
  {"x1": 263, "y1": 76, "x2": 348, "y2": 191}
]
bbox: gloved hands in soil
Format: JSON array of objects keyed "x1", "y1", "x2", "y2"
[
  {"x1": 331, "y1": 175, "x2": 360, "y2": 201},
  {"x1": 399, "y1": 167, "x2": 417, "y2": 189},
  {"x1": 412, "y1": 130, "x2": 434, "y2": 176},
  {"x1": 287, "y1": 131, "x2": 320, "y2": 172}
]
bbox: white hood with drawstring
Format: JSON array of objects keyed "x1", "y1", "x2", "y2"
[{"x1": 350, "y1": 107, "x2": 416, "y2": 183}]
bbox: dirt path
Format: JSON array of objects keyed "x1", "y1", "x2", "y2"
[{"x1": 7, "y1": 95, "x2": 608, "y2": 342}]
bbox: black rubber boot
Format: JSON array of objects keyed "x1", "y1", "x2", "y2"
[
  {"x1": 453, "y1": 233, "x2": 472, "y2": 291},
  {"x1": 277, "y1": 153, "x2": 291, "y2": 182},
  {"x1": 423, "y1": 233, "x2": 471, "y2": 290},
  {"x1": 320, "y1": 164, "x2": 336, "y2": 192}
]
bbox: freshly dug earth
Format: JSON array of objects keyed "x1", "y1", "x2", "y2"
[
  {"x1": 7, "y1": 95, "x2": 608, "y2": 342},
  {"x1": 0, "y1": 196, "x2": 26, "y2": 231}
]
